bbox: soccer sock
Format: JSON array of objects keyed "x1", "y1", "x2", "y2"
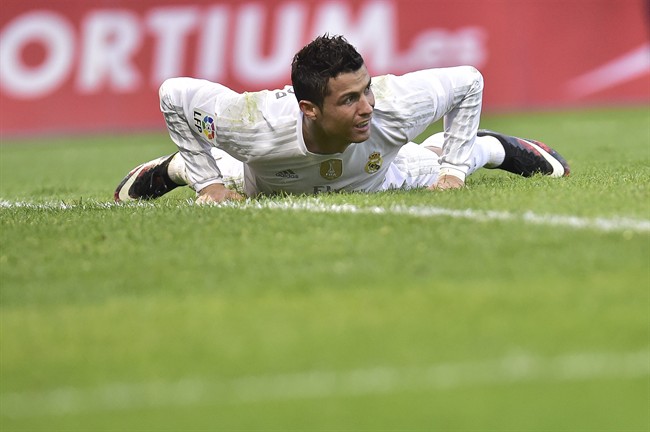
[
  {"x1": 479, "y1": 135, "x2": 506, "y2": 168},
  {"x1": 167, "y1": 153, "x2": 189, "y2": 185}
]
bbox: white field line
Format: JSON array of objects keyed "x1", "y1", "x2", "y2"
[
  {"x1": 238, "y1": 200, "x2": 650, "y2": 233},
  {"x1": 1, "y1": 350, "x2": 647, "y2": 418},
  {"x1": 1, "y1": 198, "x2": 649, "y2": 233}
]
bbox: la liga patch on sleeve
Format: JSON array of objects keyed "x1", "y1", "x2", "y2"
[{"x1": 192, "y1": 108, "x2": 218, "y2": 144}]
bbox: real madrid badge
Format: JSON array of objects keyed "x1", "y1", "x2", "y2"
[{"x1": 365, "y1": 152, "x2": 383, "y2": 174}]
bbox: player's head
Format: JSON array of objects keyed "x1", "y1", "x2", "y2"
[
  {"x1": 291, "y1": 34, "x2": 365, "y2": 108},
  {"x1": 293, "y1": 34, "x2": 374, "y2": 150}
]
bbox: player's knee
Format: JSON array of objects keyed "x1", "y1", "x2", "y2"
[{"x1": 421, "y1": 132, "x2": 445, "y2": 152}]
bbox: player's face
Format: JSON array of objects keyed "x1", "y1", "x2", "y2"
[{"x1": 318, "y1": 66, "x2": 374, "y2": 145}]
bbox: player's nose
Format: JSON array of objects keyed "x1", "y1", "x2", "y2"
[{"x1": 359, "y1": 93, "x2": 374, "y2": 115}]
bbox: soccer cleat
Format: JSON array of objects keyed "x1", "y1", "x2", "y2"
[
  {"x1": 114, "y1": 153, "x2": 180, "y2": 202},
  {"x1": 478, "y1": 129, "x2": 570, "y2": 177}
]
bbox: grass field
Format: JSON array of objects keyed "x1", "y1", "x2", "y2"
[{"x1": 1, "y1": 106, "x2": 649, "y2": 431}]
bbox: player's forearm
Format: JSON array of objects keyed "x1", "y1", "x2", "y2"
[
  {"x1": 196, "y1": 182, "x2": 244, "y2": 204},
  {"x1": 178, "y1": 148, "x2": 224, "y2": 192},
  {"x1": 437, "y1": 164, "x2": 467, "y2": 183},
  {"x1": 438, "y1": 66, "x2": 484, "y2": 181}
]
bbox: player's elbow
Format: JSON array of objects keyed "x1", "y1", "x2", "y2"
[
  {"x1": 159, "y1": 78, "x2": 179, "y2": 100},
  {"x1": 466, "y1": 66, "x2": 484, "y2": 91},
  {"x1": 458, "y1": 65, "x2": 484, "y2": 96}
]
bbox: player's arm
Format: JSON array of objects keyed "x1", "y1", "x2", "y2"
[
  {"x1": 159, "y1": 78, "x2": 242, "y2": 203},
  {"x1": 429, "y1": 66, "x2": 484, "y2": 189},
  {"x1": 383, "y1": 66, "x2": 484, "y2": 189},
  {"x1": 196, "y1": 183, "x2": 243, "y2": 204},
  {"x1": 430, "y1": 174, "x2": 465, "y2": 190}
]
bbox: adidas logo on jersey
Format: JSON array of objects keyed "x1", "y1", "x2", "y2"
[{"x1": 275, "y1": 169, "x2": 299, "y2": 179}]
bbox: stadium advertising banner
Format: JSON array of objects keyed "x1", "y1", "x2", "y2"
[{"x1": 1, "y1": 0, "x2": 648, "y2": 136}]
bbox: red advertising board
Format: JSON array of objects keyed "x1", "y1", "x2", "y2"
[{"x1": 1, "y1": 0, "x2": 648, "y2": 137}]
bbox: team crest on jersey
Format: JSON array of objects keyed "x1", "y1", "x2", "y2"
[
  {"x1": 365, "y1": 152, "x2": 383, "y2": 174},
  {"x1": 192, "y1": 109, "x2": 217, "y2": 143},
  {"x1": 320, "y1": 159, "x2": 343, "y2": 180}
]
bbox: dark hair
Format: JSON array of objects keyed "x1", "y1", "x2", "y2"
[{"x1": 291, "y1": 34, "x2": 365, "y2": 108}]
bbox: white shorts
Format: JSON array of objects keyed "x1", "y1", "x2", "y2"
[{"x1": 381, "y1": 138, "x2": 442, "y2": 191}]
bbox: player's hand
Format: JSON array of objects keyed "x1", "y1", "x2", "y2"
[
  {"x1": 429, "y1": 174, "x2": 465, "y2": 191},
  {"x1": 196, "y1": 183, "x2": 244, "y2": 204}
]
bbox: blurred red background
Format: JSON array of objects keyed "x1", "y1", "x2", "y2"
[{"x1": 1, "y1": 0, "x2": 648, "y2": 137}]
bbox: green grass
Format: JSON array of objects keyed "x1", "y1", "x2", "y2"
[{"x1": 1, "y1": 106, "x2": 649, "y2": 431}]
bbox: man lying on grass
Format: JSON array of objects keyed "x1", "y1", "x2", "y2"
[{"x1": 115, "y1": 34, "x2": 569, "y2": 204}]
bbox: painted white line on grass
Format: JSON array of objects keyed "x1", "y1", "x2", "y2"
[
  {"x1": 238, "y1": 200, "x2": 650, "y2": 233},
  {"x1": 0, "y1": 200, "x2": 136, "y2": 210},
  {"x1": 1, "y1": 349, "x2": 647, "y2": 418},
  {"x1": 2, "y1": 198, "x2": 649, "y2": 233}
]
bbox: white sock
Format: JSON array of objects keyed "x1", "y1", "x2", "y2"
[
  {"x1": 167, "y1": 153, "x2": 189, "y2": 185},
  {"x1": 479, "y1": 135, "x2": 505, "y2": 168}
]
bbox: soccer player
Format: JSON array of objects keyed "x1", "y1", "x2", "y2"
[{"x1": 114, "y1": 34, "x2": 569, "y2": 204}]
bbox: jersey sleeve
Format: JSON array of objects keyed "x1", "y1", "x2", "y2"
[{"x1": 158, "y1": 78, "x2": 238, "y2": 192}]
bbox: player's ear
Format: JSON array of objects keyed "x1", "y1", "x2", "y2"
[{"x1": 299, "y1": 100, "x2": 320, "y2": 120}]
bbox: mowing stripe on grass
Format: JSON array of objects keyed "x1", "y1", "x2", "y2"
[
  {"x1": 1, "y1": 349, "x2": 647, "y2": 418},
  {"x1": 2, "y1": 198, "x2": 649, "y2": 233}
]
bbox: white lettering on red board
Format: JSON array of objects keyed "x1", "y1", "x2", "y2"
[
  {"x1": 78, "y1": 10, "x2": 142, "y2": 93},
  {"x1": 0, "y1": 11, "x2": 75, "y2": 97},
  {"x1": 0, "y1": 1, "x2": 487, "y2": 99}
]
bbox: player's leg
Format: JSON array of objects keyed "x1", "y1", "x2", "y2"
[
  {"x1": 114, "y1": 149, "x2": 245, "y2": 202},
  {"x1": 381, "y1": 142, "x2": 439, "y2": 190},
  {"x1": 384, "y1": 129, "x2": 569, "y2": 191},
  {"x1": 114, "y1": 152, "x2": 181, "y2": 202},
  {"x1": 420, "y1": 132, "x2": 504, "y2": 172},
  {"x1": 164, "y1": 148, "x2": 245, "y2": 194},
  {"x1": 477, "y1": 130, "x2": 570, "y2": 177},
  {"x1": 384, "y1": 132, "x2": 500, "y2": 189},
  {"x1": 422, "y1": 130, "x2": 570, "y2": 178},
  {"x1": 382, "y1": 134, "x2": 482, "y2": 190}
]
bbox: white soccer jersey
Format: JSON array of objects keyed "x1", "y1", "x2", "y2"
[{"x1": 158, "y1": 66, "x2": 483, "y2": 196}]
